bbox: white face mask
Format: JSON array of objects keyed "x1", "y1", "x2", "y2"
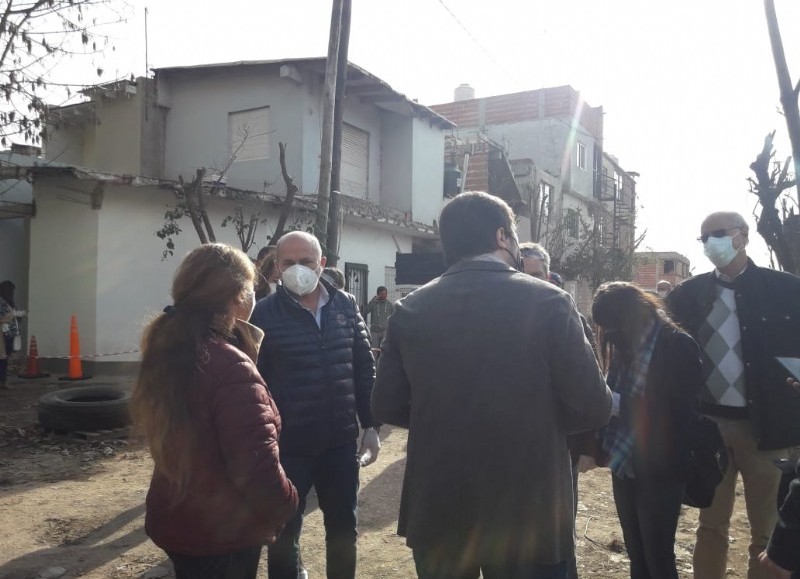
[
  {"x1": 281, "y1": 264, "x2": 321, "y2": 296},
  {"x1": 657, "y1": 290, "x2": 669, "y2": 299},
  {"x1": 704, "y1": 233, "x2": 741, "y2": 268}
]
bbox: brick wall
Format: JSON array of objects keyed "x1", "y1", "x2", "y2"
[
  {"x1": 431, "y1": 86, "x2": 603, "y2": 141},
  {"x1": 430, "y1": 100, "x2": 480, "y2": 127},
  {"x1": 633, "y1": 253, "x2": 691, "y2": 290},
  {"x1": 485, "y1": 91, "x2": 540, "y2": 125}
]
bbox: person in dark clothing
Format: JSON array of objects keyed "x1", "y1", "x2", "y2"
[
  {"x1": 373, "y1": 192, "x2": 611, "y2": 579},
  {"x1": 666, "y1": 211, "x2": 800, "y2": 579},
  {"x1": 759, "y1": 378, "x2": 800, "y2": 579},
  {"x1": 519, "y1": 242, "x2": 599, "y2": 579},
  {"x1": 250, "y1": 231, "x2": 380, "y2": 579},
  {"x1": 364, "y1": 286, "x2": 395, "y2": 348},
  {"x1": 0, "y1": 280, "x2": 26, "y2": 389},
  {"x1": 592, "y1": 281, "x2": 703, "y2": 579}
]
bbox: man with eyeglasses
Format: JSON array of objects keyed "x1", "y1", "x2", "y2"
[
  {"x1": 519, "y1": 242, "x2": 601, "y2": 579},
  {"x1": 666, "y1": 211, "x2": 800, "y2": 579}
]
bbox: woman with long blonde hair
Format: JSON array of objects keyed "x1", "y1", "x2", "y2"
[{"x1": 131, "y1": 243, "x2": 297, "y2": 579}]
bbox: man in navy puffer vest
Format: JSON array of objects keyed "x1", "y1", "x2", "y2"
[{"x1": 251, "y1": 231, "x2": 380, "y2": 579}]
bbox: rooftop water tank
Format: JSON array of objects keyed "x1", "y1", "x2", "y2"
[{"x1": 454, "y1": 83, "x2": 475, "y2": 102}]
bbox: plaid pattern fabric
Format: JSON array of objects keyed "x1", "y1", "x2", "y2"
[
  {"x1": 603, "y1": 320, "x2": 662, "y2": 478},
  {"x1": 696, "y1": 281, "x2": 746, "y2": 406}
]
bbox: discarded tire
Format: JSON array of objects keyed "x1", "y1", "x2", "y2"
[{"x1": 38, "y1": 385, "x2": 131, "y2": 433}]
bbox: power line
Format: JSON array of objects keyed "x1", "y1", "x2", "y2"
[{"x1": 436, "y1": 0, "x2": 520, "y2": 87}]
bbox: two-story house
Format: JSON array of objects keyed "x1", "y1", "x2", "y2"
[{"x1": 9, "y1": 58, "x2": 452, "y2": 373}]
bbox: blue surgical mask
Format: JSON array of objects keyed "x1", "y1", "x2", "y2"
[{"x1": 703, "y1": 234, "x2": 741, "y2": 268}]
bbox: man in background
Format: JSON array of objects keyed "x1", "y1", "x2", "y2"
[{"x1": 364, "y1": 286, "x2": 395, "y2": 348}]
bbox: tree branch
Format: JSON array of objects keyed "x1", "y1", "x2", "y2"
[{"x1": 269, "y1": 142, "x2": 300, "y2": 246}]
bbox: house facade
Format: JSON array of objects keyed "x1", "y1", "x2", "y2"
[
  {"x1": 633, "y1": 251, "x2": 691, "y2": 291},
  {"x1": 430, "y1": 85, "x2": 637, "y2": 313},
  {"x1": 6, "y1": 58, "x2": 452, "y2": 372}
]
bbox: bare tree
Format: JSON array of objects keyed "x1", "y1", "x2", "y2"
[
  {"x1": 748, "y1": 131, "x2": 799, "y2": 274},
  {"x1": 547, "y1": 209, "x2": 644, "y2": 291},
  {"x1": 156, "y1": 141, "x2": 300, "y2": 260},
  {"x1": 0, "y1": 0, "x2": 127, "y2": 146},
  {"x1": 267, "y1": 142, "x2": 300, "y2": 246}
]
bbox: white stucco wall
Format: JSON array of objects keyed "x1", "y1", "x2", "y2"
[
  {"x1": 159, "y1": 66, "x2": 307, "y2": 194},
  {"x1": 27, "y1": 176, "x2": 421, "y2": 365},
  {"x1": 27, "y1": 178, "x2": 274, "y2": 364},
  {"x1": 93, "y1": 185, "x2": 272, "y2": 362},
  {"x1": 44, "y1": 124, "x2": 84, "y2": 166},
  {"x1": 28, "y1": 177, "x2": 99, "y2": 362},
  {"x1": 477, "y1": 118, "x2": 597, "y2": 200},
  {"x1": 337, "y1": 220, "x2": 413, "y2": 304},
  {"x1": 410, "y1": 117, "x2": 446, "y2": 226},
  {"x1": 82, "y1": 94, "x2": 143, "y2": 175},
  {"x1": 380, "y1": 113, "x2": 412, "y2": 214}
]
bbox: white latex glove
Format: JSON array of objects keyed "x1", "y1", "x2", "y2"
[
  {"x1": 611, "y1": 392, "x2": 621, "y2": 417},
  {"x1": 14, "y1": 310, "x2": 26, "y2": 317},
  {"x1": 576, "y1": 455, "x2": 598, "y2": 474},
  {"x1": 358, "y1": 427, "x2": 381, "y2": 467}
]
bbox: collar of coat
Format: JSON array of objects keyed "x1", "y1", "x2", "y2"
[{"x1": 442, "y1": 258, "x2": 518, "y2": 277}]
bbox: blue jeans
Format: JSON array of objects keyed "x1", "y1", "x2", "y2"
[
  {"x1": 413, "y1": 547, "x2": 567, "y2": 579},
  {"x1": 267, "y1": 442, "x2": 359, "y2": 579}
]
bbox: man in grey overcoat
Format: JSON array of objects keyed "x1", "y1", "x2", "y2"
[{"x1": 372, "y1": 191, "x2": 612, "y2": 579}]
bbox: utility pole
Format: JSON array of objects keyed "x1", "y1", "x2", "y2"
[
  {"x1": 326, "y1": 0, "x2": 352, "y2": 267},
  {"x1": 315, "y1": 0, "x2": 343, "y2": 253},
  {"x1": 765, "y1": 0, "x2": 800, "y2": 206}
]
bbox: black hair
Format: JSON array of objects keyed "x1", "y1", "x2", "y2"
[{"x1": 439, "y1": 192, "x2": 516, "y2": 267}]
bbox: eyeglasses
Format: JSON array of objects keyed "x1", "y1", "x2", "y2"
[{"x1": 697, "y1": 227, "x2": 740, "y2": 244}]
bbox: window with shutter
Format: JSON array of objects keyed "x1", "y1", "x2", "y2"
[
  {"x1": 341, "y1": 123, "x2": 369, "y2": 197},
  {"x1": 229, "y1": 107, "x2": 270, "y2": 162}
]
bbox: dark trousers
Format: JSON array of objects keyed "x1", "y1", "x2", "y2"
[
  {"x1": 413, "y1": 546, "x2": 567, "y2": 579},
  {"x1": 611, "y1": 474, "x2": 684, "y2": 579},
  {"x1": 0, "y1": 334, "x2": 12, "y2": 385},
  {"x1": 168, "y1": 546, "x2": 262, "y2": 579},
  {"x1": 267, "y1": 442, "x2": 359, "y2": 579}
]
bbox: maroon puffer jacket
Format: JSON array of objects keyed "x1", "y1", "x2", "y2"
[{"x1": 145, "y1": 337, "x2": 298, "y2": 556}]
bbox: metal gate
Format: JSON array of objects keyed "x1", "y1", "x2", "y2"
[{"x1": 345, "y1": 262, "x2": 369, "y2": 312}]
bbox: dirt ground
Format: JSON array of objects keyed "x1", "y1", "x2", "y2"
[{"x1": 0, "y1": 375, "x2": 753, "y2": 579}]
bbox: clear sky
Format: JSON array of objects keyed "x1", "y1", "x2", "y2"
[{"x1": 62, "y1": 0, "x2": 800, "y2": 275}]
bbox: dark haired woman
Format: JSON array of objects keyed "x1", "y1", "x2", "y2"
[
  {"x1": 592, "y1": 281, "x2": 702, "y2": 579},
  {"x1": 131, "y1": 243, "x2": 297, "y2": 579}
]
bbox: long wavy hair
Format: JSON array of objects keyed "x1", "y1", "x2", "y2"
[
  {"x1": 591, "y1": 281, "x2": 682, "y2": 372},
  {"x1": 130, "y1": 244, "x2": 256, "y2": 496}
]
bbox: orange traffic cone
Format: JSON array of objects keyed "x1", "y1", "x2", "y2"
[
  {"x1": 18, "y1": 335, "x2": 50, "y2": 379},
  {"x1": 59, "y1": 315, "x2": 91, "y2": 381}
]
